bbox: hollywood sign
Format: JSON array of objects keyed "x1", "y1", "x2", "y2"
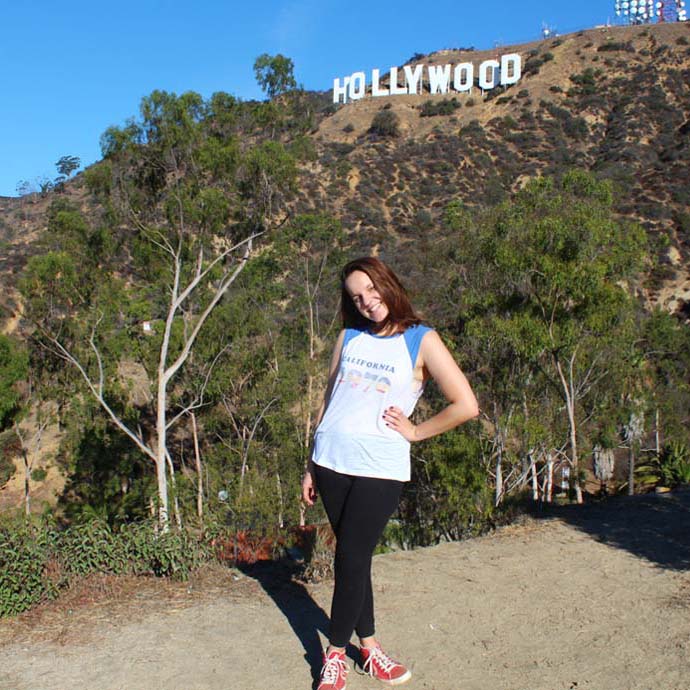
[{"x1": 333, "y1": 53, "x2": 522, "y2": 104}]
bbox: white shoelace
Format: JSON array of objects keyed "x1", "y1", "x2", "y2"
[
  {"x1": 320, "y1": 653, "x2": 348, "y2": 685},
  {"x1": 363, "y1": 646, "x2": 398, "y2": 676}
]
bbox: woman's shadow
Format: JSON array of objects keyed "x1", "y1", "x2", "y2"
[{"x1": 237, "y1": 559, "x2": 358, "y2": 686}]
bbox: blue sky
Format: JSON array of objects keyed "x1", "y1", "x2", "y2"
[{"x1": 1, "y1": 1, "x2": 620, "y2": 197}]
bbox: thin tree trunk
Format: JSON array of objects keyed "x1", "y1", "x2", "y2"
[
  {"x1": 495, "y1": 444, "x2": 503, "y2": 507},
  {"x1": 655, "y1": 407, "x2": 661, "y2": 457},
  {"x1": 546, "y1": 454, "x2": 554, "y2": 503},
  {"x1": 276, "y1": 472, "x2": 284, "y2": 529},
  {"x1": 191, "y1": 412, "x2": 203, "y2": 520},
  {"x1": 530, "y1": 452, "x2": 539, "y2": 501},
  {"x1": 165, "y1": 451, "x2": 182, "y2": 529},
  {"x1": 156, "y1": 386, "x2": 170, "y2": 528},
  {"x1": 627, "y1": 444, "x2": 635, "y2": 496},
  {"x1": 23, "y1": 451, "x2": 31, "y2": 517},
  {"x1": 555, "y1": 355, "x2": 583, "y2": 504}
]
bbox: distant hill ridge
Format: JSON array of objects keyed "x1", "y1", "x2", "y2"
[{"x1": 2, "y1": 22, "x2": 690, "y2": 320}]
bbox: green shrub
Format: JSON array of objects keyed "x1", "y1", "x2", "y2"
[
  {"x1": 636, "y1": 442, "x2": 690, "y2": 489},
  {"x1": 369, "y1": 110, "x2": 400, "y2": 137},
  {"x1": 0, "y1": 521, "x2": 58, "y2": 616},
  {"x1": 420, "y1": 98, "x2": 461, "y2": 117},
  {"x1": 0, "y1": 519, "x2": 213, "y2": 617},
  {"x1": 58, "y1": 520, "x2": 128, "y2": 577},
  {"x1": 83, "y1": 161, "x2": 113, "y2": 199},
  {"x1": 597, "y1": 41, "x2": 635, "y2": 53}
]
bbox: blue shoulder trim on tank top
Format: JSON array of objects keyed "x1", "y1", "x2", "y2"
[
  {"x1": 343, "y1": 328, "x2": 359, "y2": 348},
  {"x1": 403, "y1": 324, "x2": 432, "y2": 368}
]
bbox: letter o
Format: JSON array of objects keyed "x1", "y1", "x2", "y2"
[
  {"x1": 479, "y1": 59, "x2": 500, "y2": 90},
  {"x1": 453, "y1": 63, "x2": 474, "y2": 92},
  {"x1": 349, "y1": 72, "x2": 366, "y2": 100}
]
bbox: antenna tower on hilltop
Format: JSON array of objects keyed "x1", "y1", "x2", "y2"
[
  {"x1": 614, "y1": 0, "x2": 687, "y2": 24},
  {"x1": 541, "y1": 22, "x2": 557, "y2": 39}
]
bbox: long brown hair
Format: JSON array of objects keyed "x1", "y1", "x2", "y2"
[{"x1": 340, "y1": 257, "x2": 421, "y2": 333}]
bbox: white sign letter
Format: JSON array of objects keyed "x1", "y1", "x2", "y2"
[
  {"x1": 453, "y1": 63, "x2": 474, "y2": 93},
  {"x1": 479, "y1": 59, "x2": 500, "y2": 90},
  {"x1": 372, "y1": 69, "x2": 389, "y2": 97},
  {"x1": 389, "y1": 67, "x2": 407, "y2": 96},
  {"x1": 428, "y1": 64, "x2": 452, "y2": 94},
  {"x1": 404, "y1": 64, "x2": 424, "y2": 95},
  {"x1": 333, "y1": 76, "x2": 350, "y2": 104},
  {"x1": 500, "y1": 53, "x2": 522, "y2": 85},
  {"x1": 349, "y1": 71, "x2": 366, "y2": 101}
]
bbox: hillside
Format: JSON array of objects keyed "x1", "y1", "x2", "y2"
[
  {"x1": 2, "y1": 23, "x2": 690, "y2": 319},
  {"x1": 1, "y1": 21, "x2": 689, "y2": 521},
  {"x1": 299, "y1": 22, "x2": 690, "y2": 315}
]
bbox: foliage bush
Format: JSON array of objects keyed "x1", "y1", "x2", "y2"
[
  {"x1": 0, "y1": 519, "x2": 212, "y2": 617},
  {"x1": 597, "y1": 41, "x2": 635, "y2": 53},
  {"x1": 420, "y1": 98, "x2": 461, "y2": 117},
  {"x1": 369, "y1": 110, "x2": 400, "y2": 137},
  {"x1": 635, "y1": 442, "x2": 690, "y2": 489},
  {"x1": 0, "y1": 521, "x2": 58, "y2": 616}
]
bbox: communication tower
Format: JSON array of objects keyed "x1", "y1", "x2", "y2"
[
  {"x1": 614, "y1": 0, "x2": 687, "y2": 24},
  {"x1": 541, "y1": 22, "x2": 557, "y2": 39}
]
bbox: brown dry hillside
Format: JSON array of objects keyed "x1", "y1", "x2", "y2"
[
  {"x1": 294, "y1": 22, "x2": 690, "y2": 316},
  {"x1": 2, "y1": 23, "x2": 690, "y2": 320}
]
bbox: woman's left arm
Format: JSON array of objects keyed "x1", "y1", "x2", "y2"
[{"x1": 383, "y1": 330, "x2": 479, "y2": 442}]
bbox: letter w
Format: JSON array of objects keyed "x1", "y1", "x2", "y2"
[{"x1": 428, "y1": 64, "x2": 451, "y2": 94}]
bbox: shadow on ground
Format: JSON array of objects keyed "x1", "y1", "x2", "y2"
[
  {"x1": 238, "y1": 561, "x2": 346, "y2": 687},
  {"x1": 534, "y1": 488, "x2": 690, "y2": 571}
]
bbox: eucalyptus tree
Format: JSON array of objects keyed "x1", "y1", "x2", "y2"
[
  {"x1": 452, "y1": 171, "x2": 647, "y2": 503},
  {"x1": 253, "y1": 54, "x2": 297, "y2": 100},
  {"x1": 21, "y1": 89, "x2": 297, "y2": 529}
]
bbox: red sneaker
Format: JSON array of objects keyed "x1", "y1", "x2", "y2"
[
  {"x1": 317, "y1": 648, "x2": 349, "y2": 690},
  {"x1": 360, "y1": 645, "x2": 411, "y2": 685}
]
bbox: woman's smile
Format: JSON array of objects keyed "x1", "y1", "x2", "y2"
[{"x1": 345, "y1": 270, "x2": 390, "y2": 323}]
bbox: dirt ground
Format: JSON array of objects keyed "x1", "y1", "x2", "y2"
[{"x1": 1, "y1": 491, "x2": 689, "y2": 690}]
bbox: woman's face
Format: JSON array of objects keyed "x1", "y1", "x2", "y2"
[{"x1": 344, "y1": 270, "x2": 390, "y2": 323}]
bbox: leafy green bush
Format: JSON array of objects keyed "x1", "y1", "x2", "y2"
[
  {"x1": 659, "y1": 442, "x2": 690, "y2": 487},
  {"x1": 30, "y1": 468, "x2": 47, "y2": 482},
  {"x1": 420, "y1": 98, "x2": 461, "y2": 117},
  {"x1": 0, "y1": 519, "x2": 213, "y2": 617},
  {"x1": 597, "y1": 41, "x2": 635, "y2": 53},
  {"x1": 369, "y1": 110, "x2": 400, "y2": 137},
  {"x1": 636, "y1": 443, "x2": 690, "y2": 489},
  {"x1": 0, "y1": 521, "x2": 58, "y2": 616}
]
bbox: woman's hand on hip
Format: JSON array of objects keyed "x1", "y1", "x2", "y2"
[
  {"x1": 302, "y1": 469, "x2": 318, "y2": 506},
  {"x1": 383, "y1": 406, "x2": 418, "y2": 442}
]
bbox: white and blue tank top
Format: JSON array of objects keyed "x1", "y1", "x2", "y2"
[{"x1": 312, "y1": 324, "x2": 432, "y2": 481}]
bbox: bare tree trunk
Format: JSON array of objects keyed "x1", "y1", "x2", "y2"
[
  {"x1": 46, "y1": 232, "x2": 258, "y2": 533},
  {"x1": 23, "y1": 450, "x2": 31, "y2": 517},
  {"x1": 627, "y1": 445, "x2": 635, "y2": 496},
  {"x1": 276, "y1": 472, "x2": 284, "y2": 529},
  {"x1": 555, "y1": 355, "x2": 583, "y2": 504},
  {"x1": 165, "y1": 451, "x2": 182, "y2": 529},
  {"x1": 546, "y1": 454, "x2": 554, "y2": 503},
  {"x1": 191, "y1": 412, "x2": 203, "y2": 520},
  {"x1": 156, "y1": 386, "x2": 170, "y2": 528},
  {"x1": 14, "y1": 414, "x2": 48, "y2": 519},
  {"x1": 655, "y1": 407, "x2": 661, "y2": 457},
  {"x1": 495, "y1": 445, "x2": 503, "y2": 507},
  {"x1": 529, "y1": 452, "x2": 539, "y2": 501}
]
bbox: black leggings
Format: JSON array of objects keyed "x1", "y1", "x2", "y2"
[{"x1": 314, "y1": 464, "x2": 403, "y2": 648}]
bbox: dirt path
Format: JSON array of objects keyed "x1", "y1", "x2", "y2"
[{"x1": 1, "y1": 491, "x2": 689, "y2": 690}]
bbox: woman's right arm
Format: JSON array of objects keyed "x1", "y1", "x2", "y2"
[{"x1": 302, "y1": 329, "x2": 346, "y2": 506}]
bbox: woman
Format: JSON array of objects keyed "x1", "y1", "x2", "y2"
[{"x1": 302, "y1": 257, "x2": 479, "y2": 690}]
